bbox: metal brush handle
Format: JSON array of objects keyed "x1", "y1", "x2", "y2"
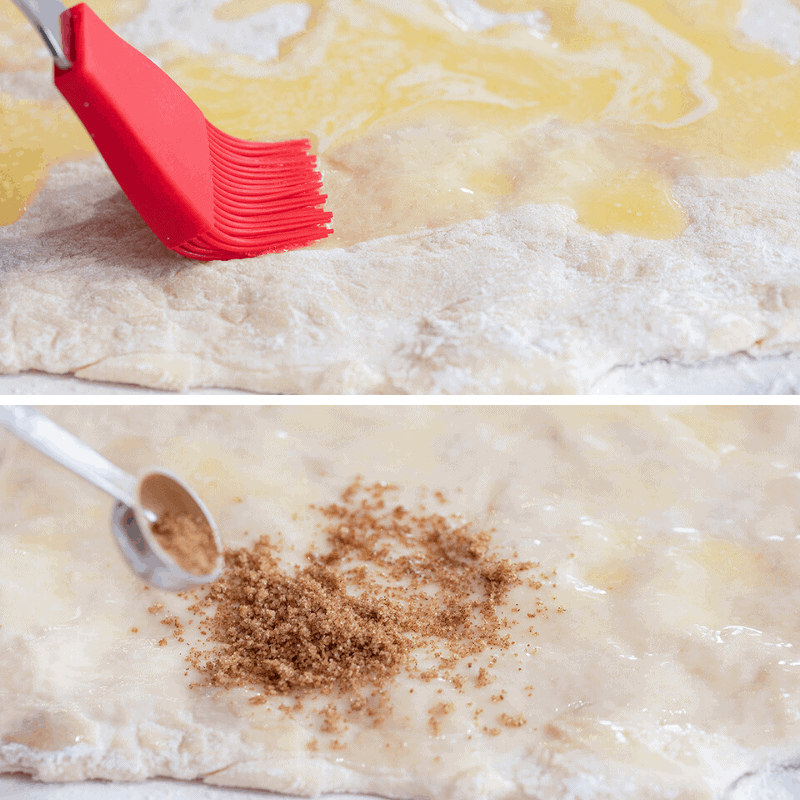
[{"x1": 9, "y1": 0, "x2": 72, "y2": 70}]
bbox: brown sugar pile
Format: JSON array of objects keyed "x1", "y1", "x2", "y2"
[
  {"x1": 188, "y1": 538, "x2": 412, "y2": 694},
  {"x1": 151, "y1": 511, "x2": 218, "y2": 576},
  {"x1": 185, "y1": 478, "x2": 551, "y2": 700}
]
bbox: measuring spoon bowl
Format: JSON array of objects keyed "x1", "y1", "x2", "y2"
[{"x1": 114, "y1": 467, "x2": 223, "y2": 591}]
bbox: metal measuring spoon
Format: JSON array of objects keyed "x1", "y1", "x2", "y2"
[{"x1": 0, "y1": 405, "x2": 223, "y2": 591}]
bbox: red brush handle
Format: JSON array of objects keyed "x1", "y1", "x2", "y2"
[{"x1": 54, "y1": 3, "x2": 215, "y2": 248}]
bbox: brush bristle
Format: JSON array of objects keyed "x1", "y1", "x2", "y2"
[{"x1": 174, "y1": 122, "x2": 333, "y2": 260}]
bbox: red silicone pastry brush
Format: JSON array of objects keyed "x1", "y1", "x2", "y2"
[{"x1": 10, "y1": 0, "x2": 333, "y2": 260}]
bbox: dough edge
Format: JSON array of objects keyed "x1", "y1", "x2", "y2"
[{"x1": 2, "y1": 152, "x2": 800, "y2": 395}]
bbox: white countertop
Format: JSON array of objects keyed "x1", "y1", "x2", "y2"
[
  {"x1": 1, "y1": 351, "x2": 800, "y2": 395},
  {"x1": 0, "y1": 775, "x2": 370, "y2": 799},
  {"x1": 2, "y1": 769, "x2": 800, "y2": 799}
]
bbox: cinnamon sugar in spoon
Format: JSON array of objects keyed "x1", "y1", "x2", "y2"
[{"x1": 0, "y1": 405, "x2": 222, "y2": 591}]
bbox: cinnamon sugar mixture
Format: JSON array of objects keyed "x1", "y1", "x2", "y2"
[
  {"x1": 184, "y1": 479, "x2": 555, "y2": 704},
  {"x1": 151, "y1": 512, "x2": 217, "y2": 576}
]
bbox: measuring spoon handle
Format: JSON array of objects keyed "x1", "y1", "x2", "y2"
[{"x1": 0, "y1": 405, "x2": 138, "y2": 508}]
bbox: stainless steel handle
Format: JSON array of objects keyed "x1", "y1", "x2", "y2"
[
  {"x1": 0, "y1": 405, "x2": 153, "y2": 519},
  {"x1": 9, "y1": 0, "x2": 72, "y2": 70}
]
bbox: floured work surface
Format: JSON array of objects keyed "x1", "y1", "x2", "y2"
[
  {"x1": 1, "y1": 0, "x2": 799, "y2": 394},
  {"x1": 3, "y1": 406, "x2": 800, "y2": 799}
]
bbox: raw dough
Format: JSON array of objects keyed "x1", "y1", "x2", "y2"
[
  {"x1": 1, "y1": 0, "x2": 799, "y2": 394},
  {"x1": 2, "y1": 152, "x2": 800, "y2": 394},
  {"x1": 2, "y1": 406, "x2": 800, "y2": 799}
]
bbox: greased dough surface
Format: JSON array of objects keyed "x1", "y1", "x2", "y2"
[
  {"x1": 2, "y1": 406, "x2": 800, "y2": 799},
  {"x1": 1, "y1": 0, "x2": 800, "y2": 393}
]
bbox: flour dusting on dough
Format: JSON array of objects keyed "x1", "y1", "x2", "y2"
[
  {"x1": 1, "y1": 0, "x2": 800, "y2": 393},
  {"x1": 3, "y1": 407, "x2": 800, "y2": 798},
  {"x1": 1, "y1": 152, "x2": 800, "y2": 393}
]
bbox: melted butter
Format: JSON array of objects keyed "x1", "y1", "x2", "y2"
[
  {"x1": 212, "y1": 0, "x2": 293, "y2": 20},
  {"x1": 691, "y1": 538, "x2": 764, "y2": 589},
  {"x1": 163, "y1": 0, "x2": 800, "y2": 246},
  {"x1": 0, "y1": 0, "x2": 145, "y2": 225},
  {"x1": 4, "y1": 0, "x2": 799, "y2": 243},
  {"x1": 2, "y1": 711, "x2": 94, "y2": 750},
  {"x1": 574, "y1": 167, "x2": 685, "y2": 238},
  {"x1": 0, "y1": 95, "x2": 95, "y2": 226},
  {"x1": 3, "y1": 407, "x2": 800, "y2": 792}
]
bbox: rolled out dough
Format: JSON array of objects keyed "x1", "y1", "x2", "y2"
[
  {"x1": 0, "y1": 0, "x2": 799, "y2": 394},
  {"x1": 3, "y1": 406, "x2": 800, "y2": 799},
  {"x1": 2, "y1": 152, "x2": 800, "y2": 394}
]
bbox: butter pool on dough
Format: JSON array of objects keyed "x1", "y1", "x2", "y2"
[
  {"x1": 164, "y1": 0, "x2": 800, "y2": 245},
  {"x1": 1, "y1": 0, "x2": 800, "y2": 393},
  {"x1": 3, "y1": 406, "x2": 800, "y2": 798},
  {"x1": 0, "y1": 0, "x2": 145, "y2": 225}
]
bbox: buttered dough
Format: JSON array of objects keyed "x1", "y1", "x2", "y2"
[
  {"x1": 1, "y1": 0, "x2": 800, "y2": 393},
  {"x1": 2, "y1": 406, "x2": 800, "y2": 799}
]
